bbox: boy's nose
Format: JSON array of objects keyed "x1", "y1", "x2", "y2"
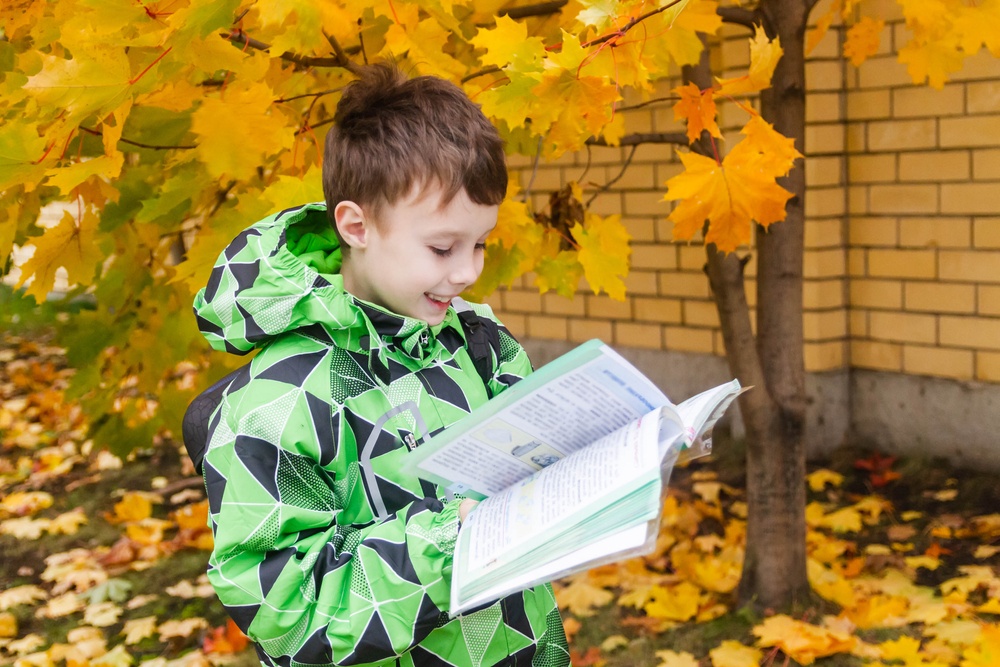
[{"x1": 450, "y1": 254, "x2": 480, "y2": 286}]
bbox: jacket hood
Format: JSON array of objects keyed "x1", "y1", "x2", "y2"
[{"x1": 193, "y1": 202, "x2": 455, "y2": 359}]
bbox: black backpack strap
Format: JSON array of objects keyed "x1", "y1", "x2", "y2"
[
  {"x1": 181, "y1": 366, "x2": 246, "y2": 476},
  {"x1": 452, "y1": 297, "x2": 501, "y2": 393}
]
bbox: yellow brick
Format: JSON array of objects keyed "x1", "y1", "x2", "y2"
[
  {"x1": 939, "y1": 316, "x2": 1000, "y2": 350},
  {"x1": 541, "y1": 292, "x2": 586, "y2": 316},
  {"x1": 621, "y1": 108, "x2": 654, "y2": 134},
  {"x1": 868, "y1": 119, "x2": 938, "y2": 151},
  {"x1": 634, "y1": 296, "x2": 683, "y2": 323},
  {"x1": 805, "y1": 219, "x2": 844, "y2": 249},
  {"x1": 804, "y1": 248, "x2": 846, "y2": 279},
  {"x1": 683, "y1": 300, "x2": 720, "y2": 327},
  {"x1": 623, "y1": 217, "x2": 656, "y2": 243},
  {"x1": 498, "y1": 313, "x2": 527, "y2": 338},
  {"x1": 659, "y1": 272, "x2": 712, "y2": 298},
  {"x1": 898, "y1": 217, "x2": 971, "y2": 248},
  {"x1": 805, "y1": 341, "x2": 846, "y2": 371},
  {"x1": 857, "y1": 55, "x2": 916, "y2": 88},
  {"x1": 807, "y1": 156, "x2": 844, "y2": 187},
  {"x1": 868, "y1": 184, "x2": 939, "y2": 215},
  {"x1": 951, "y1": 50, "x2": 1000, "y2": 80},
  {"x1": 965, "y1": 79, "x2": 1000, "y2": 113},
  {"x1": 527, "y1": 315, "x2": 568, "y2": 340},
  {"x1": 613, "y1": 322, "x2": 664, "y2": 350},
  {"x1": 868, "y1": 249, "x2": 937, "y2": 279},
  {"x1": 846, "y1": 122, "x2": 867, "y2": 153},
  {"x1": 617, "y1": 163, "x2": 657, "y2": 190},
  {"x1": 677, "y1": 245, "x2": 706, "y2": 271},
  {"x1": 804, "y1": 309, "x2": 847, "y2": 340},
  {"x1": 848, "y1": 248, "x2": 867, "y2": 277},
  {"x1": 585, "y1": 145, "x2": 627, "y2": 166},
  {"x1": 903, "y1": 345, "x2": 974, "y2": 380},
  {"x1": 941, "y1": 115, "x2": 1000, "y2": 148},
  {"x1": 942, "y1": 183, "x2": 1000, "y2": 215},
  {"x1": 904, "y1": 282, "x2": 976, "y2": 314},
  {"x1": 899, "y1": 150, "x2": 970, "y2": 182},
  {"x1": 501, "y1": 289, "x2": 543, "y2": 313},
  {"x1": 587, "y1": 192, "x2": 624, "y2": 217},
  {"x1": 850, "y1": 310, "x2": 868, "y2": 336},
  {"x1": 980, "y1": 285, "x2": 1000, "y2": 316},
  {"x1": 806, "y1": 92, "x2": 845, "y2": 123},
  {"x1": 850, "y1": 217, "x2": 898, "y2": 246},
  {"x1": 569, "y1": 318, "x2": 614, "y2": 344},
  {"x1": 850, "y1": 279, "x2": 902, "y2": 308},
  {"x1": 631, "y1": 243, "x2": 674, "y2": 271},
  {"x1": 847, "y1": 184, "x2": 868, "y2": 215},
  {"x1": 851, "y1": 340, "x2": 903, "y2": 371},
  {"x1": 806, "y1": 123, "x2": 845, "y2": 155},
  {"x1": 892, "y1": 84, "x2": 964, "y2": 118},
  {"x1": 846, "y1": 90, "x2": 891, "y2": 119},
  {"x1": 940, "y1": 250, "x2": 1000, "y2": 282},
  {"x1": 972, "y1": 148, "x2": 1000, "y2": 180},
  {"x1": 664, "y1": 326, "x2": 715, "y2": 353},
  {"x1": 530, "y1": 167, "x2": 565, "y2": 192},
  {"x1": 629, "y1": 142, "x2": 674, "y2": 164},
  {"x1": 624, "y1": 270, "x2": 660, "y2": 296},
  {"x1": 849, "y1": 154, "x2": 896, "y2": 184},
  {"x1": 805, "y1": 186, "x2": 846, "y2": 218},
  {"x1": 623, "y1": 191, "x2": 669, "y2": 217},
  {"x1": 804, "y1": 278, "x2": 845, "y2": 309},
  {"x1": 869, "y1": 311, "x2": 937, "y2": 344},
  {"x1": 585, "y1": 294, "x2": 633, "y2": 320},
  {"x1": 976, "y1": 351, "x2": 1000, "y2": 382},
  {"x1": 975, "y1": 219, "x2": 1000, "y2": 249}
]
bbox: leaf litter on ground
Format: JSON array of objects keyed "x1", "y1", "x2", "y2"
[{"x1": 1, "y1": 332, "x2": 998, "y2": 667}]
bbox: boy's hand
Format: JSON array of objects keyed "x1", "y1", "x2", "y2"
[{"x1": 459, "y1": 499, "x2": 478, "y2": 523}]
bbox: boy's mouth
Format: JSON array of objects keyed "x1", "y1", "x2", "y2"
[{"x1": 426, "y1": 293, "x2": 453, "y2": 306}]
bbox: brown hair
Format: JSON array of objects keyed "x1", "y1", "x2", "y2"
[{"x1": 323, "y1": 64, "x2": 507, "y2": 229}]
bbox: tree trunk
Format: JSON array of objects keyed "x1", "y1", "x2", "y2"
[{"x1": 686, "y1": 0, "x2": 813, "y2": 610}]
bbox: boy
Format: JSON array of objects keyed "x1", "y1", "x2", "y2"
[{"x1": 192, "y1": 64, "x2": 570, "y2": 667}]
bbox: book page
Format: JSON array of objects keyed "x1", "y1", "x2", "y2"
[
  {"x1": 458, "y1": 411, "x2": 661, "y2": 572},
  {"x1": 414, "y1": 342, "x2": 672, "y2": 496}
]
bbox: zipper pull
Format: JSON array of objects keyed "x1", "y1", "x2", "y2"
[
  {"x1": 403, "y1": 433, "x2": 418, "y2": 451},
  {"x1": 420, "y1": 330, "x2": 429, "y2": 346}
]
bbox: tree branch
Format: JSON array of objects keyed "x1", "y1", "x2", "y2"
[
  {"x1": 587, "y1": 131, "x2": 688, "y2": 147},
  {"x1": 499, "y1": 1, "x2": 569, "y2": 19},
  {"x1": 461, "y1": 66, "x2": 502, "y2": 83},
  {"x1": 584, "y1": 0, "x2": 686, "y2": 48},
  {"x1": 223, "y1": 31, "x2": 355, "y2": 70},
  {"x1": 586, "y1": 144, "x2": 638, "y2": 206},
  {"x1": 78, "y1": 126, "x2": 196, "y2": 151},
  {"x1": 323, "y1": 31, "x2": 364, "y2": 75},
  {"x1": 616, "y1": 95, "x2": 679, "y2": 112},
  {"x1": 717, "y1": 5, "x2": 758, "y2": 30}
]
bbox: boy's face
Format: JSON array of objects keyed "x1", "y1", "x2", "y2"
[{"x1": 337, "y1": 186, "x2": 498, "y2": 326}]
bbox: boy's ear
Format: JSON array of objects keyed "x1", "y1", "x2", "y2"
[{"x1": 334, "y1": 201, "x2": 368, "y2": 249}]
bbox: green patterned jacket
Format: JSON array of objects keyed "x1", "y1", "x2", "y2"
[{"x1": 192, "y1": 203, "x2": 570, "y2": 667}]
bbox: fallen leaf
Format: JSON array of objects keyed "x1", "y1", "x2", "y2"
[
  {"x1": 599, "y1": 635, "x2": 629, "y2": 652},
  {"x1": 0, "y1": 612, "x2": 17, "y2": 638},
  {"x1": 84, "y1": 602, "x2": 123, "y2": 627},
  {"x1": 554, "y1": 577, "x2": 614, "y2": 617},
  {"x1": 158, "y1": 617, "x2": 209, "y2": 640},
  {"x1": 0, "y1": 585, "x2": 48, "y2": 610},
  {"x1": 202, "y1": 619, "x2": 249, "y2": 655},
  {"x1": 0, "y1": 490, "x2": 54, "y2": 516},
  {"x1": 709, "y1": 640, "x2": 763, "y2": 667},
  {"x1": 654, "y1": 648, "x2": 699, "y2": 667},
  {"x1": 122, "y1": 617, "x2": 158, "y2": 645},
  {"x1": 35, "y1": 592, "x2": 85, "y2": 618}
]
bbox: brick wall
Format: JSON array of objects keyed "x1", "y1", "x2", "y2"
[{"x1": 489, "y1": 6, "x2": 1000, "y2": 386}]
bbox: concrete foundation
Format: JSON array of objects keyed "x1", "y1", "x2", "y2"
[{"x1": 521, "y1": 340, "x2": 1000, "y2": 471}]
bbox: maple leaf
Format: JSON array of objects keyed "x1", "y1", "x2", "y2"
[
  {"x1": 644, "y1": 581, "x2": 701, "y2": 622},
  {"x1": 191, "y1": 81, "x2": 295, "y2": 182},
  {"x1": 0, "y1": 612, "x2": 17, "y2": 639},
  {"x1": 90, "y1": 644, "x2": 133, "y2": 667},
  {"x1": 554, "y1": 576, "x2": 614, "y2": 617},
  {"x1": 0, "y1": 516, "x2": 51, "y2": 539},
  {"x1": 807, "y1": 469, "x2": 845, "y2": 491},
  {"x1": 203, "y1": 619, "x2": 250, "y2": 655},
  {"x1": 16, "y1": 209, "x2": 103, "y2": 300},
  {"x1": 472, "y1": 15, "x2": 546, "y2": 70},
  {"x1": 0, "y1": 585, "x2": 48, "y2": 610},
  {"x1": 654, "y1": 649, "x2": 699, "y2": 667},
  {"x1": 753, "y1": 615, "x2": 856, "y2": 664},
  {"x1": 673, "y1": 83, "x2": 721, "y2": 144},
  {"x1": 35, "y1": 592, "x2": 85, "y2": 618},
  {"x1": 898, "y1": 36, "x2": 966, "y2": 89},
  {"x1": 715, "y1": 25, "x2": 783, "y2": 96},
  {"x1": 844, "y1": 17, "x2": 885, "y2": 66},
  {"x1": 84, "y1": 602, "x2": 123, "y2": 628},
  {"x1": 665, "y1": 114, "x2": 800, "y2": 252},
  {"x1": 49, "y1": 508, "x2": 88, "y2": 536},
  {"x1": 0, "y1": 122, "x2": 49, "y2": 193},
  {"x1": 530, "y1": 70, "x2": 620, "y2": 155},
  {"x1": 572, "y1": 212, "x2": 630, "y2": 300},
  {"x1": 105, "y1": 492, "x2": 154, "y2": 524},
  {"x1": 121, "y1": 616, "x2": 158, "y2": 645},
  {"x1": 158, "y1": 617, "x2": 209, "y2": 640},
  {"x1": 709, "y1": 640, "x2": 763, "y2": 667},
  {"x1": 961, "y1": 624, "x2": 1000, "y2": 667},
  {"x1": 1, "y1": 490, "x2": 54, "y2": 516}
]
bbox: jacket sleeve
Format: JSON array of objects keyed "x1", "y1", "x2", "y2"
[
  {"x1": 467, "y1": 302, "x2": 533, "y2": 396},
  {"x1": 203, "y1": 358, "x2": 461, "y2": 667}
]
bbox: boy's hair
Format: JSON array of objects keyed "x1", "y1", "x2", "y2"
[{"x1": 323, "y1": 63, "x2": 507, "y2": 228}]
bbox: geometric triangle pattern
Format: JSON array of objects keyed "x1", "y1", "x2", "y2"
[{"x1": 194, "y1": 204, "x2": 568, "y2": 667}]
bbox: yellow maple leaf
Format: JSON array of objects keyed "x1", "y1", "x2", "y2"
[
  {"x1": 844, "y1": 16, "x2": 885, "y2": 67},
  {"x1": 121, "y1": 616, "x2": 158, "y2": 645},
  {"x1": 673, "y1": 83, "x2": 721, "y2": 144},
  {"x1": 472, "y1": 15, "x2": 546, "y2": 70},
  {"x1": 753, "y1": 614, "x2": 856, "y2": 664},
  {"x1": 0, "y1": 612, "x2": 17, "y2": 639},
  {"x1": 0, "y1": 121, "x2": 50, "y2": 193},
  {"x1": 806, "y1": 7, "x2": 836, "y2": 55},
  {"x1": 23, "y1": 46, "x2": 135, "y2": 127},
  {"x1": 105, "y1": 492, "x2": 153, "y2": 524},
  {"x1": 554, "y1": 576, "x2": 614, "y2": 617},
  {"x1": 654, "y1": 649, "x2": 699, "y2": 667},
  {"x1": 16, "y1": 208, "x2": 103, "y2": 300},
  {"x1": 83, "y1": 602, "x2": 122, "y2": 628},
  {"x1": 960, "y1": 624, "x2": 1000, "y2": 667},
  {"x1": 158, "y1": 617, "x2": 209, "y2": 640},
  {"x1": 0, "y1": 0, "x2": 46, "y2": 38},
  {"x1": 90, "y1": 644, "x2": 133, "y2": 667},
  {"x1": 715, "y1": 25, "x2": 783, "y2": 97},
  {"x1": 35, "y1": 592, "x2": 85, "y2": 619},
  {"x1": 644, "y1": 581, "x2": 701, "y2": 622},
  {"x1": 600, "y1": 635, "x2": 629, "y2": 652},
  {"x1": 807, "y1": 558, "x2": 856, "y2": 608},
  {"x1": 898, "y1": 36, "x2": 966, "y2": 89},
  {"x1": 572, "y1": 212, "x2": 630, "y2": 300},
  {"x1": 534, "y1": 249, "x2": 583, "y2": 298},
  {"x1": 48, "y1": 508, "x2": 88, "y2": 536},
  {"x1": 1, "y1": 491, "x2": 54, "y2": 517},
  {"x1": 191, "y1": 81, "x2": 295, "y2": 182},
  {"x1": 530, "y1": 70, "x2": 620, "y2": 155},
  {"x1": 807, "y1": 469, "x2": 845, "y2": 491},
  {"x1": 0, "y1": 516, "x2": 51, "y2": 539},
  {"x1": 0, "y1": 585, "x2": 48, "y2": 610},
  {"x1": 709, "y1": 640, "x2": 763, "y2": 667},
  {"x1": 380, "y1": 13, "x2": 465, "y2": 79}
]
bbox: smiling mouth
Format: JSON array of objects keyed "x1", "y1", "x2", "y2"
[{"x1": 426, "y1": 294, "x2": 453, "y2": 305}]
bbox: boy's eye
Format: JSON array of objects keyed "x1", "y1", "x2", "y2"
[
  {"x1": 431, "y1": 247, "x2": 452, "y2": 257},
  {"x1": 475, "y1": 242, "x2": 487, "y2": 251}
]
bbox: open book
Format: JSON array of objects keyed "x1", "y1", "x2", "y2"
[{"x1": 410, "y1": 339, "x2": 743, "y2": 616}]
